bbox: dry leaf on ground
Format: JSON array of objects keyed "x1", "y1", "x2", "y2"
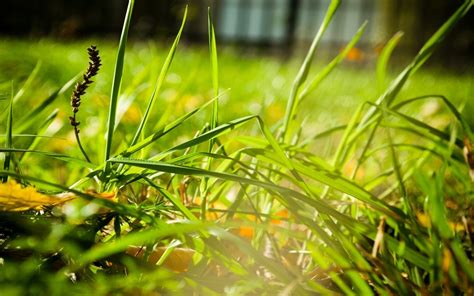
[{"x1": 0, "y1": 180, "x2": 73, "y2": 211}]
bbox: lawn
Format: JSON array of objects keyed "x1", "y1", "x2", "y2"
[{"x1": 0, "y1": 1, "x2": 473, "y2": 295}]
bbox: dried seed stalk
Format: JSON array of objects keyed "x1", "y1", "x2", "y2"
[{"x1": 69, "y1": 45, "x2": 102, "y2": 163}]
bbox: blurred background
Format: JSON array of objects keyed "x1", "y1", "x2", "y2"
[{"x1": 1, "y1": 0, "x2": 473, "y2": 68}]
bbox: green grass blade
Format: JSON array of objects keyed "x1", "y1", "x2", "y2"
[
  {"x1": 19, "y1": 109, "x2": 58, "y2": 162},
  {"x1": 281, "y1": 0, "x2": 341, "y2": 142},
  {"x1": 104, "y1": 0, "x2": 135, "y2": 163},
  {"x1": 200, "y1": 9, "x2": 221, "y2": 219},
  {"x1": 16, "y1": 75, "x2": 77, "y2": 133},
  {"x1": 109, "y1": 157, "x2": 375, "y2": 230},
  {"x1": 2, "y1": 87, "x2": 13, "y2": 182},
  {"x1": 376, "y1": 31, "x2": 404, "y2": 93},
  {"x1": 332, "y1": 1, "x2": 472, "y2": 177},
  {"x1": 144, "y1": 177, "x2": 198, "y2": 221},
  {"x1": 208, "y1": 8, "x2": 219, "y2": 131},
  {"x1": 385, "y1": 122, "x2": 410, "y2": 216},
  {"x1": 361, "y1": 0, "x2": 471, "y2": 124},
  {"x1": 243, "y1": 147, "x2": 399, "y2": 219},
  {"x1": 13, "y1": 60, "x2": 41, "y2": 103},
  {"x1": 130, "y1": 6, "x2": 188, "y2": 147},
  {"x1": 160, "y1": 115, "x2": 256, "y2": 155},
  {"x1": 299, "y1": 21, "x2": 368, "y2": 101},
  {"x1": 73, "y1": 222, "x2": 205, "y2": 268},
  {"x1": 106, "y1": 159, "x2": 431, "y2": 270},
  {"x1": 450, "y1": 239, "x2": 474, "y2": 281},
  {"x1": 0, "y1": 148, "x2": 95, "y2": 168},
  {"x1": 393, "y1": 95, "x2": 473, "y2": 138},
  {"x1": 120, "y1": 96, "x2": 220, "y2": 157},
  {"x1": 371, "y1": 102, "x2": 463, "y2": 148}
]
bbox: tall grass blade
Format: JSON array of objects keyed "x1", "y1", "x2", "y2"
[
  {"x1": 2, "y1": 87, "x2": 13, "y2": 182},
  {"x1": 130, "y1": 6, "x2": 188, "y2": 146},
  {"x1": 200, "y1": 9, "x2": 221, "y2": 220},
  {"x1": 208, "y1": 8, "x2": 219, "y2": 132},
  {"x1": 376, "y1": 31, "x2": 403, "y2": 93},
  {"x1": 281, "y1": 0, "x2": 341, "y2": 142},
  {"x1": 104, "y1": 0, "x2": 135, "y2": 164}
]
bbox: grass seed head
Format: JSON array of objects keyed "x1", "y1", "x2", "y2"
[{"x1": 69, "y1": 45, "x2": 102, "y2": 129}]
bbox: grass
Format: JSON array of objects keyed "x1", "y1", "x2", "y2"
[{"x1": 0, "y1": 0, "x2": 473, "y2": 294}]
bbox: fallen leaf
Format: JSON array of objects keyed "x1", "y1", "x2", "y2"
[
  {"x1": 0, "y1": 180, "x2": 117, "y2": 212},
  {"x1": 0, "y1": 180, "x2": 73, "y2": 211}
]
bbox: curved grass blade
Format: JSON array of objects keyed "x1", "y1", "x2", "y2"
[
  {"x1": 108, "y1": 159, "x2": 431, "y2": 270},
  {"x1": 363, "y1": 143, "x2": 463, "y2": 165},
  {"x1": 393, "y1": 94, "x2": 473, "y2": 138},
  {"x1": 243, "y1": 147, "x2": 399, "y2": 219},
  {"x1": 370, "y1": 102, "x2": 464, "y2": 148}
]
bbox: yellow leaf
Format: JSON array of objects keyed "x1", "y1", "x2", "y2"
[{"x1": 0, "y1": 180, "x2": 73, "y2": 211}]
